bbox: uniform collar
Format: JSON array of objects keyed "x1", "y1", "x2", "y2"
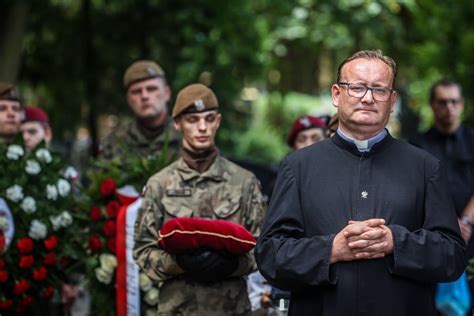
[
  {"x1": 127, "y1": 117, "x2": 175, "y2": 145},
  {"x1": 176, "y1": 155, "x2": 227, "y2": 182}
]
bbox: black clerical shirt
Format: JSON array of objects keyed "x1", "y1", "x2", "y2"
[{"x1": 412, "y1": 125, "x2": 474, "y2": 217}]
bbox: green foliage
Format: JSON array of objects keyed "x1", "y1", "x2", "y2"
[
  {"x1": 8, "y1": 0, "x2": 474, "y2": 164},
  {"x1": 233, "y1": 91, "x2": 335, "y2": 163}
]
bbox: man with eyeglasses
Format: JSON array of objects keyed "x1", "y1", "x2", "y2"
[
  {"x1": 412, "y1": 80, "x2": 473, "y2": 241},
  {"x1": 256, "y1": 50, "x2": 466, "y2": 316},
  {"x1": 412, "y1": 79, "x2": 474, "y2": 304}
]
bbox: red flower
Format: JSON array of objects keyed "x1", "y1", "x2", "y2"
[
  {"x1": 107, "y1": 238, "x2": 116, "y2": 254},
  {"x1": 44, "y1": 235, "x2": 58, "y2": 251},
  {"x1": 90, "y1": 206, "x2": 103, "y2": 222},
  {"x1": 13, "y1": 279, "x2": 31, "y2": 295},
  {"x1": 44, "y1": 252, "x2": 56, "y2": 266},
  {"x1": 103, "y1": 220, "x2": 116, "y2": 237},
  {"x1": 16, "y1": 237, "x2": 34, "y2": 254},
  {"x1": 33, "y1": 266, "x2": 48, "y2": 281},
  {"x1": 0, "y1": 270, "x2": 8, "y2": 282},
  {"x1": 0, "y1": 233, "x2": 5, "y2": 252},
  {"x1": 0, "y1": 298, "x2": 13, "y2": 309},
  {"x1": 0, "y1": 258, "x2": 4, "y2": 269},
  {"x1": 100, "y1": 178, "x2": 116, "y2": 197},
  {"x1": 89, "y1": 235, "x2": 103, "y2": 252},
  {"x1": 106, "y1": 200, "x2": 121, "y2": 219},
  {"x1": 19, "y1": 255, "x2": 34, "y2": 269},
  {"x1": 41, "y1": 286, "x2": 55, "y2": 300},
  {"x1": 19, "y1": 295, "x2": 34, "y2": 307}
]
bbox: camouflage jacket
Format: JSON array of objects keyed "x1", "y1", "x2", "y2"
[
  {"x1": 99, "y1": 118, "x2": 180, "y2": 162},
  {"x1": 134, "y1": 156, "x2": 266, "y2": 316}
]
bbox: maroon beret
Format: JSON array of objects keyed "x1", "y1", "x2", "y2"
[
  {"x1": 287, "y1": 115, "x2": 328, "y2": 146},
  {"x1": 23, "y1": 106, "x2": 49, "y2": 124}
]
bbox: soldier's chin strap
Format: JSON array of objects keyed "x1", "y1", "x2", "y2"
[{"x1": 181, "y1": 146, "x2": 218, "y2": 174}]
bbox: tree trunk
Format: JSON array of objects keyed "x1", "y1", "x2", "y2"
[{"x1": 0, "y1": 2, "x2": 29, "y2": 82}]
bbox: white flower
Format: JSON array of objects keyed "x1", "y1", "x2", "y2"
[
  {"x1": 6, "y1": 145, "x2": 24, "y2": 160},
  {"x1": 99, "y1": 254, "x2": 117, "y2": 273},
  {"x1": 95, "y1": 267, "x2": 114, "y2": 284},
  {"x1": 6, "y1": 185, "x2": 24, "y2": 202},
  {"x1": 63, "y1": 166, "x2": 78, "y2": 180},
  {"x1": 35, "y1": 148, "x2": 53, "y2": 163},
  {"x1": 50, "y1": 215, "x2": 62, "y2": 231},
  {"x1": 59, "y1": 211, "x2": 73, "y2": 227},
  {"x1": 139, "y1": 273, "x2": 153, "y2": 292},
  {"x1": 144, "y1": 287, "x2": 159, "y2": 305},
  {"x1": 46, "y1": 185, "x2": 58, "y2": 201},
  {"x1": 20, "y1": 196, "x2": 37, "y2": 214},
  {"x1": 25, "y1": 160, "x2": 41, "y2": 175},
  {"x1": 50, "y1": 211, "x2": 73, "y2": 231},
  {"x1": 57, "y1": 179, "x2": 71, "y2": 197},
  {"x1": 29, "y1": 220, "x2": 48, "y2": 240},
  {"x1": 0, "y1": 216, "x2": 9, "y2": 231}
]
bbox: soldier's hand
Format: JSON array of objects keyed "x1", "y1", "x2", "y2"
[{"x1": 176, "y1": 248, "x2": 239, "y2": 283}]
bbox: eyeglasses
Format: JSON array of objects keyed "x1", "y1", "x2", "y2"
[
  {"x1": 434, "y1": 98, "x2": 462, "y2": 106},
  {"x1": 338, "y1": 82, "x2": 394, "y2": 102}
]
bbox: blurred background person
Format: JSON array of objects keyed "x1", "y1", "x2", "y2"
[
  {"x1": 0, "y1": 82, "x2": 22, "y2": 145},
  {"x1": 287, "y1": 115, "x2": 328, "y2": 150},
  {"x1": 99, "y1": 60, "x2": 179, "y2": 162},
  {"x1": 21, "y1": 106, "x2": 52, "y2": 150},
  {"x1": 410, "y1": 79, "x2": 474, "y2": 310}
]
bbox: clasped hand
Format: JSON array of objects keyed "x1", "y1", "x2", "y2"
[{"x1": 330, "y1": 218, "x2": 393, "y2": 263}]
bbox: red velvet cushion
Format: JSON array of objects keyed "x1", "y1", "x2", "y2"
[{"x1": 158, "y1": 217, "x2": 256, "y2": 255}]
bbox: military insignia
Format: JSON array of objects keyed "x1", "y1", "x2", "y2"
[
  {"x1": 147, "y1": 67, "x2": 158, "y2": 76},
  {"x1": 166, "y1": 189, "x2": 192, "y2": 197},
  {"x1": 194, "y1": 99, "x2": 205, "y2": 111},
  {"x1": 299, "y1": 117, "x2": 311, "y2": 127},
  {"x1": 361, "y1": 191, "x2": 368, "y2": 199}
]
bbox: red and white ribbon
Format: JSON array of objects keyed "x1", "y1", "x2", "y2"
[{"x1": 115, "y1": 186, "x2": 141, "y2": 316}]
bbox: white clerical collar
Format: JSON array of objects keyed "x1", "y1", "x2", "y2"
[{"x1": 337, "y1": 128, "x2": 388, "y2": 152}]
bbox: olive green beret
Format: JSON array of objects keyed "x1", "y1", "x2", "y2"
[
  {"x1": 172, "y1": 84, "x2": 218, "y2": 118},
  {"x1": 123, "y1": 60, "x2": 165, "y2": 89},
  {"x1": 0, "y1": 82, "x2": 21, "y2": 101}
]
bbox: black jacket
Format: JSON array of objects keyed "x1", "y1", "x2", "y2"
[{"x1": 256, "y1": 132, "x2": 466, "y2": 316}]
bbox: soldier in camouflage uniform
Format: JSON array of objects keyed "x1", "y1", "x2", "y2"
[
  {"x1": 134, "y1": 83, "x2": 266, "y2": 316},
  {"x1": 99, "y1": 60, "x2": 180, "y2": 161},
  {"x1": 0, "y1": 82, "x2": 22, "y2": 145}
]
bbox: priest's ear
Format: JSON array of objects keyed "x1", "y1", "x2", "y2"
[{"x1": 331, "y1": 83, "x2": 342, "y2": 108}]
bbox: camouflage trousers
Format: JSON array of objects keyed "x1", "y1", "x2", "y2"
[{"x1": 156, "y1": 277, "x2": 251, "y2": 316}]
